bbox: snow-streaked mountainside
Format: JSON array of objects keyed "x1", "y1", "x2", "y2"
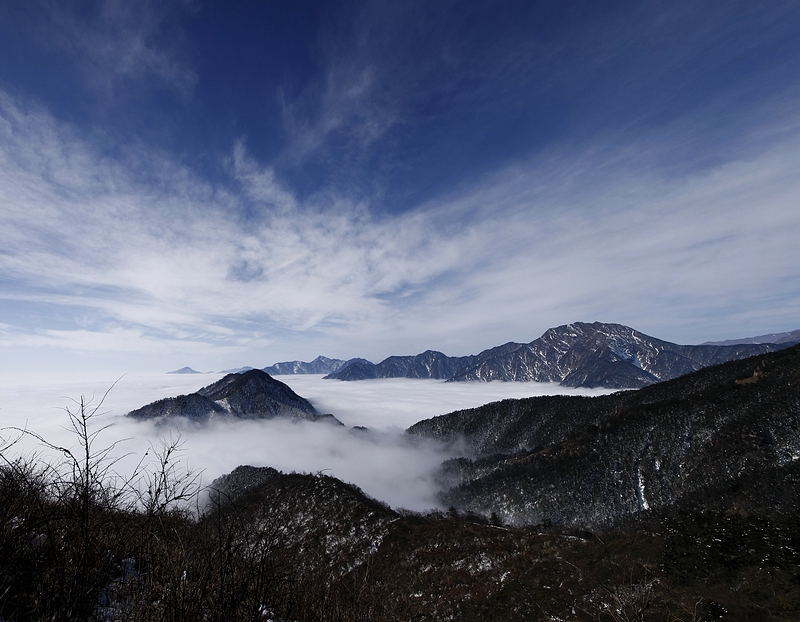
[
  {"x1": 127, "y1": 369, "x2": 341, "y2": 424},
  {"x1": 324, "y1": 322, "x2": 790, "y2": 388},
  {"x1": 262, "y1": 355, "x2": 354, "y2": 375}
]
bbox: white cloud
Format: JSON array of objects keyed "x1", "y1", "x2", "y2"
[{"x1": 1, "y1": 85, "x2": 800, "y2": 375}]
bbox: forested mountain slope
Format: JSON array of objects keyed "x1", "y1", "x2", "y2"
[{"x1": 409, "y1": 344, "x2": 800, "y2": 528}]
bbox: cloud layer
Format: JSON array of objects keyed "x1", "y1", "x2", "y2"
[{"x1": 0, "y1": 372, "x2": 612, "y2": 510}]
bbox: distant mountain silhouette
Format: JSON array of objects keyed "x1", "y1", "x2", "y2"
[
  {"x1": 167, "y1": 366, "x2": 201, "y2": 374},
  {"x1": 702, "y1": 328, "x2": 800, "y2": 346}
]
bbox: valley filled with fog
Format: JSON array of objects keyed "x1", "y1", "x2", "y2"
[{"x1": 0, "y1": 372, "x2": 612, "y2": 510}]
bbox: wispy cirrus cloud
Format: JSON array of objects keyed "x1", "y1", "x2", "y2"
[
  {"x1": 0, "y1": 89, "x2": 478, "y2": 368},
  {"x1": 281, "y1": 64, "x2": 394, "y2": 166},
  {"x1": 33, "y1": 0, "x2": 197, "y2": 98}
]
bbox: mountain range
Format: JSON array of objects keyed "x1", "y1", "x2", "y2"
[
  {"x1": 168, "y1": 322, "x2": 799, "y2": 390},
  {"x1": 324, "y1": 321, "x2": 795, "y2": 388},
  {"x1": 408, "y1": 343, "x2": 800, "y2": 529},
  {"x1": 172, "y1": 337, "x2": 800, "y2": 532},
  {"x1": 127, "y1": 369, "x2": 340, "y2": 423},
  {"x1": 199, "y1": 344, "x2": 800, "y2": 618}
]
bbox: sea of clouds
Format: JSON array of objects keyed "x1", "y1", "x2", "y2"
[{"x1": 0, "y1": 372, "x2": 612, "y2": 511}]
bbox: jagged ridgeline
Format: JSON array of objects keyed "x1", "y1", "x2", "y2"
[
  {"x1": 323, "y1": 321, "x2": 794, "y2": 388},
  {"x1": 126, "y1": 369, "x2": 341, "y2": 423},
  {"x1": 262, "y1": 355, "x2": 352, "y2": 375},
  {"x1": 408, "y1": 344, "x2": 800, "y2": 529}
]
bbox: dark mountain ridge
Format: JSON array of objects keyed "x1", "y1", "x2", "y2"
[
  {"x1": 127, "y1": 369, "x2": 340, "y2": 423},
  {"x1": 408, "y1": 344, "x2": 800, "y2": 529},
  {"x1": 324, "y1": 321, "x2": 790, "y2": 388}
]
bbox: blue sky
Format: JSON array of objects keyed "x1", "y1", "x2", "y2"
[{"x1": 1, "y1": 0, "x2": 799, "y2": 375}]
